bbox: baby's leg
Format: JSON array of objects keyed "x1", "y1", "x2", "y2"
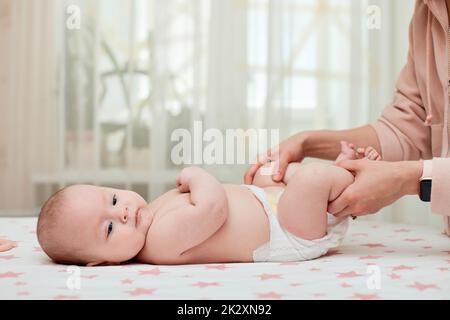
[{"x1": 277, "y1": 163, "x2": 354, "y2": 240}]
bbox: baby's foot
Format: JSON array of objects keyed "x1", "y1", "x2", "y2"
[
  {"x1": 338, "y1": 141, "x2": 358, "y2": 161},
  {"x1": 356, "y1": 146, "x2": 382, "y2": 161}
]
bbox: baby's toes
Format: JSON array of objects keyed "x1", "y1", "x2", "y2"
[
  {"x1": 368, "y1": 151, "x2": 377, "y2": 160},
  {"x1": 364, "y1": 146, "x2": 374, "y2": 157},
  {"x1": 366, "y1": 147, "x2": 381, "y2": 160}
]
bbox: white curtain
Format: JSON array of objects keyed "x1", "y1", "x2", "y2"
[
  {"x1": 1, "y1": 0, "x2": 440, "y2": 229},
  {"x1": 0, "y1": 0, "x2": 60, "y2": 216}
]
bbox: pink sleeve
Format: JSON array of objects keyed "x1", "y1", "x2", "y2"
[
  {"x1": 431, "y1": 158, "x2": 450, "y2": 217},
  {"x1": 369, "y1": 6, "x2": 431, "y2": 161}
]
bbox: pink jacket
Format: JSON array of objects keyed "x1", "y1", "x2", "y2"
[{"x1": 370, "y1": 0, "x2": 450, "y2": 228}]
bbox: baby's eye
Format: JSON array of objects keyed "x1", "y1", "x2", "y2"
[
  {"x1": 112, "y1": 194, "x2": 117, "y2": 206},
  {"x1": 107, "y1": 222, "x2": 113, "y2": 237}
]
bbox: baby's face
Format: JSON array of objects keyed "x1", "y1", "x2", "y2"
[{"x1": 60, "y1": 185, "x2": 151, "y2": 265}]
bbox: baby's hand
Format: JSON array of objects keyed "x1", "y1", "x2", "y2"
[
  {"x1": 0, "y1": 238, "x2": 17, "y2": 252},
  {"x1": 176, "y1": 167, "x2": 195, "y2": 193},
  {"x1": 176, "y1": 167, "x2": 209, "y2": 193},
  {"x1": 176, "y1": 174, "x2": 190, "y2": 193}
]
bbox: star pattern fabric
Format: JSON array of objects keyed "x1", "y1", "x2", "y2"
[{"x1": 0, "y1": 218, "x2": 449, "y2": 299}]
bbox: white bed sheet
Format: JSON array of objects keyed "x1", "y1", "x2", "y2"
[{"x1": 0, "y1": 217, "x2": 449, "y2": 300}]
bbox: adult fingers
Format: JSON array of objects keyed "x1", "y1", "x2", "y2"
[
  {"x1": 243, "y1": 152, "x2": 272, "y2": 184},
  {"x1": 333, "y1": 206, "x2": 358, "y2": 218},
  {"x1": 335, "y1": 159, "x2": 362, "y2": 172},
  {"x1": 272, "y1": 156, "x2": 290, "y2": 182},
  {"x1": 328, "y1": 191, "x2": 352, "y2": 215},
  {"x1": 243, "y1": 162, "x2": 262, "y2": 184}
]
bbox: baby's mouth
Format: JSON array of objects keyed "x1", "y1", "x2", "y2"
[{"x1": 135, "y1": 208, "x2": 140, "y2": 227}]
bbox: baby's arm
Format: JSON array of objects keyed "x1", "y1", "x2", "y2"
[{"x1": 147, "y1": 167, "x2": 228, "y2": 263}]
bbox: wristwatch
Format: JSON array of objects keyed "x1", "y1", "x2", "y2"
[
  {"x1": 419, "y1": 179, "x2": 432, "y2": 202},
  {"x1": 419, "y1": 160, "x2": 432, "y2": 202}
]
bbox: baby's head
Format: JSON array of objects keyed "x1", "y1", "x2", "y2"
[{"x1": 37, "y1": 184, "x2": 151, "y2": 266}]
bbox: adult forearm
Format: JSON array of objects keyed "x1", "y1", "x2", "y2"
[{"x1": 302, "y1": 124, "x2": 381, "y2": 160}]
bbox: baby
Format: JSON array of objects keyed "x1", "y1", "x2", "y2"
[{"x1": 37, "y1": 141, "x2": 381, "y2": 266}]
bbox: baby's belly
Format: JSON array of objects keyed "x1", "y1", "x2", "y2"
[{"x1": 181, "y1": 185, "x2": 270, "y2": 263}]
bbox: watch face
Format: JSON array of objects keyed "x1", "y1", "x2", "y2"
[{"x1": 420, "y1": 179, "x2": 432, "y2": 202}]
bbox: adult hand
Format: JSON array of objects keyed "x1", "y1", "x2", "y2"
[
  {"x1": 0, "y1": 238, "x2": 17, "y2": 252},
  {"x1": 243, "y1": 133, "x2": 306, "y2": 184},
  {"x1": 328, "y1": 159, "x2": 422, "y2": 217}
]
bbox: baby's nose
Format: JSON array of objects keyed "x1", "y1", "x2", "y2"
[{"x1": 121, "y1": 207, "x2": 129, "y2": 223}]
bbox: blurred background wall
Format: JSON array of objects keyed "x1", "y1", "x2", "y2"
[{"x1": 0, "y1": 0, "x2": 441, "y2": 229}]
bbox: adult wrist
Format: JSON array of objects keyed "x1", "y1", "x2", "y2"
[
  {"x1": 298, "y1": 131, "x2": 312, "y2": 156},
  {"x1": 400, "y1": 161, "x2": 423, "y2": 196}
]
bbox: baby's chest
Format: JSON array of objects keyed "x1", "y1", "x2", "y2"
[{"x1": 154, "y1": 192, "x2": 192, "y2": 218}]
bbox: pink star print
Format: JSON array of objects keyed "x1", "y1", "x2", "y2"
[
  {"x1": 309, "y1": 267, "x2": 321, "y2": 272},
  {"x1": 0, "y1": 272, "x2": 22, "y2": 278},
  {"x1": 359, "y1": 255, "x2": 383, "y2": 260},
  {"x1": 394, "y1": 228, "x2": 410, "y2": 233},
  {"x1": 361, "y1": 243, "x2": 385, "y2": 248},
  {"x1": 408, "y1": 282, "x2": 439, "y2": 292},
  {"x1": 256, "y1": 292, "x2": 283, "y2": 299},
  {"x1": 351, "y1": 293, "x2": 380, "y2": 300},
  {"x1": 0, "y1": 255, "x2": 17, "y2": 260},
  {"x1": 438, "y1": 267, "x2": 449, "y2": 272},
  {"x1": 351, "y1": 233, "x2": 368, "y2": 237},
  {"x1": 33, "y1": 247, "x2": 43, "y2": 252},
  {"x1": 192, "y1": 281, "x2": 220, "y2": 288},
  {"x1": 121, "y1": 279, "x2": 134, "y2": 284},
  {"x1": 340, "y1": 282, "x2": 352, "y2": 288},
  {"x1": 205, "y1": 264, "x2": 229, "y2": 270},
  {"x1": 324, "y1": 249, "x2": 343, "y2": 257},
  {"x1": 392, "y1": 265, "x2": 415, "y2": 271},
  {"x1": 389, "y1": 273, "x2": 401, "y2": 280},
  {"x1": 138, "y1": 267, "x2": 163, "y2": 276},
  {"x1": 290, "y1": 283, "x2": 302, "y2": 287},
  {"x1": 257, "y1": 273, "x2": 282, "y2": 280},
  {"x1": 336, "y1": 271, "x2": 364, "y2": 278},
  {"x1": 313, "y1": 293, "x2": 326, "y2": 297},
  {"x1": 81, "y1": 274, "x2": 97, "y2": 279},
  {"x1": 404, "y1": 238, "x2": 424, "y2": 242},
  {"x1": 126, "y1": 288, "x2": 156, "y2": 296}
]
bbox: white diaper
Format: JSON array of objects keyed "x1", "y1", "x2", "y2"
[{"x1": 244, "y1": 184, "x2": 349, "y2": 262}]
